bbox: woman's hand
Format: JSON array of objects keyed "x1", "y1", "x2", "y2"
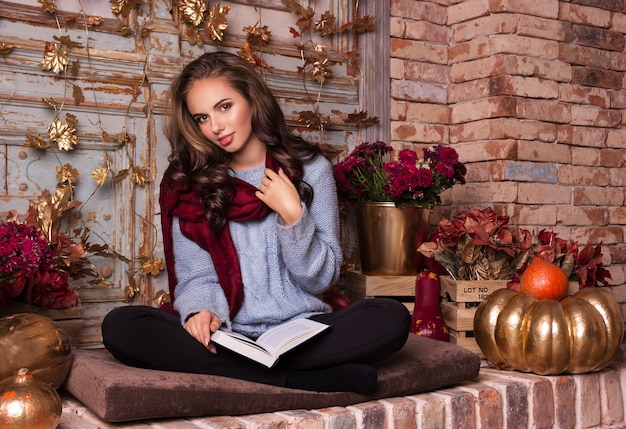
[
  {"x1": 184, "y1": 310, "x2": 222, "y2": 354},
  {"x1": 256, "y1": 168, "x2": 303, "y2": 226}
]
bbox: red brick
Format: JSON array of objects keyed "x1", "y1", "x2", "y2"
[
  {"x1": 610, "y1": 244, "x2": 626, "y2": 264},
  {"x1": 559, "y1": 3, "x2": 612, "y2": 28},
  {"x1": 517, "y1": 140, "x2": 571, "y2": 163},
  {"x1": 391, "y1": 121, "x2": 448, "y2": 143},
  {"x1": 458, "y1": 383, "x2": 504, "y2": 428},
  {"x1": 346, "y1": 402, "x2": 385, "y2": 428},
  {"x1": 405, "y1": 20, "x2": 449, "y2": 44},
  {"x1": 274, "y1": 409, "x2": 325, "y2": 427},
  {"x1": 449, "y1": 37, "x2": 492, "y2": 64},
  {"x1": 611, "y1": 12, "x2": 626, "y2": 33},
  {"x1": 571, "y1": 0, "x2": 624, "y2": 12},
  {"x1": 489, "y1": 0, "x2": 559, "y2": 18},
  {"x1": 449, "y1": 181, "x2": 518, "y2": 203},
  {"x1": 517, "y1": 14, "x2": 568, "y2": 41},
  {"x1": 517, "y1": 57, "x2": 572, "y2": 82},
  {"x1": 572, "y1": 66, "x2": 623, "y2": 90},
  {"x1": 451, "y1": 96, "x2": 517, "y2": 124},
  {"x1": 549, "y1": 376, "x2": 577, "y2": 429},
  {"x1": 451, "y1": 14, "x2": 517, "y2": 44},
  {"x1": 569, "y1": 226, "x2": 624, "y2": 244},
  {"x1": 495, "y1": 160, "x2": 558, "y2": 183},
  {"x1": 606, "y1": 130, "x2": 626, "y2": 149},
  {"x1": 600, "y1": 360, "x2": 626, "y2": 424},
  {"x1": 518, "y1": 183, "x2": 572, "y2": 204},
  {"x1": 391, "y1": 80, "x2": 447, "y2": 103},
  {"x1": 500, "y1": 372, "x2": 556, "y2": 429},
  {"x1": 391, "y1": 100, "x2": 407, "y2": 121},
  {"x1": 558, "y1": 124, "x2": 573, "y2": 144},
  {"x1": 464, "y1": 160, "x2": 500, "y2": 182},
  {"x1": 431, "y1": 389, "x2": 476, "y2": 429},
  {"x1": 406, "y1": 102, "x2": 450, "y2": 124},
  {"x1": 390, "y1": 58, "x2": 404, "y2": 80},
  {"x1": 570, "y1": 105, "x2": 622, "y2": 127},
  {"x1": 390, "y1": 39, "x2": 448, "y2": 64},
  {"x1": 380, "y1": 397, "x2": 417, "y2": 428},
  {"x1": 448, "y1": 0, "x2": 490, "y2": 25},
  {"x1": 571, "y1": 146, "x2": 601, "y2": 166},
  {"x1": 611, "y1": 51, "x2": 626, "y2": 72},
  {"x1": 390, "y1": 0, "x2": 447, "y2": 25},
  {"x1": 237, "y1": 413, "x2": 288, "y2": 426},
  {"x1": 556, "y1": 206, "x2": 609, "y2": 226},
  {"x1": 390, "y1": 16, "x2": 405, "y2": 38},
  {"x1": 450, "y1": 54, "x2": 517, "y2": 81},
  {"x1": 476, "y1": 371, "x2": 530, "y2": 429},
  {"x1": 489, "y1": 75, "x2": 559, "y2": 98},
  {"x1": 559, "y1": 83, "x2": 611, "y2": 108},
  {"x1": 313, "y1": 406, "x2": 357, "y2": 427},
  {"x1": 490, "y1": 34, "x2": 560, "y2": 59},
  {"x1": 515, "y1": 98, "x2": 570, "y2": 123},
  {"x1": 450, "y1": 118, "x2": 557, "y2": 143},
  {"x1": 571, "y1": 24, "x2": 626, "y2": 51},
  {"x1": 610, "y1": 166, "x2": 626, "y2": 186},
  {"x1": 571, "y1": 126, "x2": 607, "y2": 147},
  {"x1": 404, "y1": 61, "x2": 450, "y2": 84},
  {"x1": 574, "y1": 373, "x2": 601, "y2": 428},
  {"x1": 609, "y1": 89, "x2": 626, "y2": 109},
  {"x1": 609, "y1": 207, "x2": 626, "y2": 224},
  {"x1": 559, "y1": 43, "x2": 612, "y2": 69},
  {"x1": 512, "y1": 205, "x2": 558, "y2": 225},
  {"x1": 574, "y1": 186, "x2": 625, "y2": 206},
  {"x1": 455, "y1": 139, "x2": 517, "y2": 162},
  {"x1": 449, "y1": 78, "x2": 492, "y2": 103},
  {"x1": 558, "y1": 165, "x2": 610, "y2": 185},
  {"x1": 409, "y1": 393, "x2": 446, "y2": 429}
]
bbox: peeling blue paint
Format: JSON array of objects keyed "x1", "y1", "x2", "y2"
[{"x1": 504, "y1": 161, "x2": 557, "y2": 183}]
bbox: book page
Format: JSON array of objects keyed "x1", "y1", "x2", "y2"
[{"x1": 256, "y1": 319, "x2": 328, "y2": 356}]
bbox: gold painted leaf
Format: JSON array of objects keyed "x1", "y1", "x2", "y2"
[
  {"x1": 206, "y1": 4, "x2": 229, "y2": 41},
  {"x1": 42, "y1": 97, "x2": 58, "y2": 109},
  {"x1": 88, "y1": 16, "x2": 103, "y2": 26},
  {"x1": 112, "y1": 168, "x2": 129, "y2": 184},
  {"x1": 243, "y1": 24, "x2": 271, "y2": 49},
  {"x1": 110, "y1": 0, "x2": 144, "y2": 18},
  {"x1": 295, "y1": 8, "x2": 315, "y2": 33},
  {"x1": 41, "y1": 42, "x2": 69, "y2": 74},
  {"x1": 56, "y1": 163, "x2": 79, "y2": 185},
  {"x1": 0, "y1": 43, "x2": 14, "y2": 55},
  {"x1": 38, "y1": 0, "x2": 56, "y2": 14},
  {"x1": 298, "y1": 110, "x2": 328, "y2": 129},
  {"x1": 91, "y1": 167, "x2": 110, "y2": 187},
  {"x1": 344, "y1": 110, "x2": 380, "y2": 128},
  {"x1": 25, "y1": 134, "x2": 49, "y2": 150},
  {"x1": 143, "y1": 258, "x2": 165, "y2": 276},
  {"x1": 178, "y1": 0, "x2": 207, "y2": 27},
  {"x1": 311, "y1": 58, "x2": 332, "y2": 84},
  {"x1": 131, "y1": 166, "x2": 150, "y2": 186},
  {"x1": 47, "y1": 117, "x2": 78, "y2": 151}
]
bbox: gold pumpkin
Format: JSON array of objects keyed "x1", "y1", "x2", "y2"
[
  {"x1": 474, "y1": 287, "x2": 624, "y2": 375},
  {"x1": 0, "y1": 313, "x2": 72, "y2": 388},
  {"x1": 0, "y1": 368, "x2": 62, "y2": 429}
]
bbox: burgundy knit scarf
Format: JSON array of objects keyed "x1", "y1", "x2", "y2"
[{"x1": 159, "y1": 156, "x2": 280, "y2": 318}]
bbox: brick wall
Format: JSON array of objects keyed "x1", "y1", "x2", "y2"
[{"x1": 390, "y1": 0, "x2": 626, "y2": 331}]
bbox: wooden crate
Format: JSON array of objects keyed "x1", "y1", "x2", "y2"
[
  {"x1": 439, "y1": 276, "x2": 508, "y2": 356},
  {"x1": 343, "y1": 270, "x2": 416, "y2": 313},
  {"x1": 0, "y1": 301, "x2": 85, "y2": 348}
]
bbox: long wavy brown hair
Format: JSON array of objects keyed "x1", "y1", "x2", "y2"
[{"x1": 164, "y1": 51, "x2": 321, "y2": 231}]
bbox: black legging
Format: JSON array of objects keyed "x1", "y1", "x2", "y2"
[{"x1": 102, "y1": 298, "x2": 410, "y2": 388}]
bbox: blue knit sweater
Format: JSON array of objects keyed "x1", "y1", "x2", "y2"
[{"x1": 171, "y1": 154, "x2": 343, "y2": 338}]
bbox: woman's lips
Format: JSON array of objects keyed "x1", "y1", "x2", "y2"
[{"x1": 218, "y1": 133, "x2": 234, "y2": 146}]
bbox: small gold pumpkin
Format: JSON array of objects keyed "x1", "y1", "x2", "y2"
[
  {"x1": 474, "y1": 287, "x2": 623, "y2": 375},
  {"x1": 0, "y1": 313, "x2": 72, "y2": 388},
  {"x1": 0, "y1": 368, "x2": 62, "y2": 429}
]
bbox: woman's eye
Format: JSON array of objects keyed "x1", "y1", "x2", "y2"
[
  {"x1": 219, "y1": 103, "x2": 231, "y2": 111},
  {"x1": 195, "y1": 115, "x2": 208, "y2": 124}
]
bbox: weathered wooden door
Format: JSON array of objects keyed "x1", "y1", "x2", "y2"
[{"x1": 0, "y1": 0, "x2": 386, "y2": 347}]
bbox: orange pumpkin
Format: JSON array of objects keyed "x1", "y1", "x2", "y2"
[{"x1": 520, "y1": 257, "x2": 569, "y2": 301}]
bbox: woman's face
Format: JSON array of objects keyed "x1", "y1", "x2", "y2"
[{"x1": 186, "y1": 77, "x2": 264, "y2": 166}]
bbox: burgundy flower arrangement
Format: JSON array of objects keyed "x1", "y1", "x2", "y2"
[
  {"x1": 0, "y1": 221, "x2": 79, "y2": 309},
  {"x1": 333, "y1": 142, "x2": 466, "y2": 207},
  {"x1": 418, "y1": 206, "x2": 612, "y2": 289}
]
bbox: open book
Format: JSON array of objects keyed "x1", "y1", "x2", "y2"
[{"x1": 211, "y1": 318, "x2": 330, "y2": 368}]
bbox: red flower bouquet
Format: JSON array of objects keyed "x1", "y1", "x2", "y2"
[
  {"x1": 0, "y1": 221, "x2": 79, "y2": 309},
  {"x1": 333, "y1": 142, "x2": 466, "y2": 207}
]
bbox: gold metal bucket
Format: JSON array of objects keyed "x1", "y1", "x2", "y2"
[{"x1": 354, "y1": 202, "x2": 431, "y2": 276}]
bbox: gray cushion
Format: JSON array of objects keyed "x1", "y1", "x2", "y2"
[{"x1": 62, "y1": 334, "x2": 481, "y2": 422}]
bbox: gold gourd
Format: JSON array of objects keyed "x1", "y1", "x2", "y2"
[
  {"x1": 474, "y1": 287, "x2": 623, "y2": 375},
  {"x1": 0, "y1": 313, "x2": 72, "y2": 389},
  {"x1": 0, "y1": 368, "x2": 62, "y2": 429}
]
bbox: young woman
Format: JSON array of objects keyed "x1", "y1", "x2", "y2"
[{"x1": 102, "y1": 51, "x2": 410, "y2": 394}]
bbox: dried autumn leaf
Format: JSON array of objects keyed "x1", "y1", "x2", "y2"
[
  {"x1": 41, "y1": 42, "x2": 69, "y2": 74},
  {"x1": 110, "y1": 0, "x2": 144, "y2": 18},
  {"x1": 69, "y1": 59, "x2": 80, "y2": 76},
  {"x1": 0, "y1": 43, "x2": 14, "y2": 55},
  {"x1": 352, "y1": 15, "x2": 375, "y2": 34},
  {"x1": 186, "y1": 26, "x2": 204, "y2": 47},
  {"x1": 131, "y1": 166, "x2": 150, "y2": 186},
  {"x1": 54, "y1": 35, "x2": 83, "y2": 50},
  {"x1": 72, "y1": 84, "x2": 84, "y2": 105},
  {"x1": 314, "y1": 11, "x2": 336, "y2": 37},
  {"x1": 154, "y1": 290, "x2": 170, "y2": 306},
  {"x1": 239, "y1": 42, "x2": 269, "y2": 68},
  {"x1": 206, "y1": 4, "x2": 230, "y2": 41},
  {"x1": 113, "y1": 169, "x2": 129, "y2": 184},
  {"x1": 288, "y1": 27, "x2": 300, "y2": 38},
  {"x1": 295, "y1": 9, "x2": 315, "y2": 33},
  {"x1": 143, "y1": 258, "x2": 165, "y2": 276},
  {"x1": 47, "y1": 117, "x2": 78, "y2": 151},
  {"x1": 56, "y1": 163, "x2": 79, "y2": 185},
  {"x1": 178, "y1": 0, "x2": 207, "y2": 27},
  {"x1": 298, "y1": 110, "x2": 328, "y2": 129},
  {"x1": 42, "y1": 97, "x2": 58, "y2": 109},
  {"x1": 344, "y1": 111, "x2": 379, "y2": 129},
  {"x1": 119, "y1": 24, "x2": 133, "y2": 37},
  {"x1": 281, "y1": 0, "x2": 307, "y2": 17},
  {"x1": 38, "y1": 0, "x2": 56, "y2": 14},
  {"x1": 65, "y1": 113, "x2": 78, "y2": 127},
  {"x1": 25, "y1": 134, "x2": 49, "y2": 150},
  {"x1": 91, "y1": 167, "x2": 110, "y2": 187},
  {"x1": 244, "y1": 24, "x2": 271, "y2": 49}
]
